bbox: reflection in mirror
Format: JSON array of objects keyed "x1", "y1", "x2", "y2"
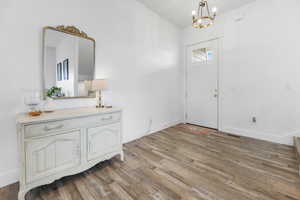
[{"x1": 43, "y1": 27, "x2": 95, "y2": 99}]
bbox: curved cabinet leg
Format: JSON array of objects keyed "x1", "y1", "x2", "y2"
[
  {"x1": 18, "y1": 190, "x2": 26, "y2": 200},
  {"x1": 120, "y1": 150, "x2": 124, "y2": 162}
]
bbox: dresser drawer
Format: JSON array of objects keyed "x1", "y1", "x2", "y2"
[
  {"x1": 86, "y1": 112, "x2": 121, "y2": 127},
  {"x1": 24, "y1": 119, "x2": 76, "y2": 138},
  {"x1": 24, "y1": 112, "x2": 121, "y2": 138}
]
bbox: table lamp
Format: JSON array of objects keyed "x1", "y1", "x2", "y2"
[{"x1": 92, "y1": 79, "x2": 107, "y2": 108}]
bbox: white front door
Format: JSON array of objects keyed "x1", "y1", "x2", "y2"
[{"x1": 186, "y1": 39, "x2": 219, "y2": 129}]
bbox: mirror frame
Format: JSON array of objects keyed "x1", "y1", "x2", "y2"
[{"x1": 42, "y1": 25, "x2": 96, "y2": 100}]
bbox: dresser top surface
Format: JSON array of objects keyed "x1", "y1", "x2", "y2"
[{"x1": 16, "y1": 107, "x2": 122, "y2": 124}]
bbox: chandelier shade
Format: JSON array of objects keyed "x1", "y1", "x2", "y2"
[{"x1": 192, "y1": 0, "x2": 217, "y2": 29}]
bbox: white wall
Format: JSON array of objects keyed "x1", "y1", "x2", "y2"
[
  {"x1": 183, "y1": 0, "x2": 300, "y2": 145},
  {"x1": 0, "y1": 0, "x2": 183, "y2": 187}
]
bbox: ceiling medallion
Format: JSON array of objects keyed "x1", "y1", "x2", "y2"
[{"x1": 192, "y1": 0, "x2": 217, "y2": 29}]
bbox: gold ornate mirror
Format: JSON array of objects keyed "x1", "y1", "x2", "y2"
[{"x1": 42, "y1": 25, "x2": 96, "y2": 99}]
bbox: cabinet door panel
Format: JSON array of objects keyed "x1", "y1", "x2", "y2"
[
  {"x1": 87, "y1": 123, "x2": 120, "y2": 161},
  {"x1": 25, "y1": 130, "x2": 81, "y2": 183}
]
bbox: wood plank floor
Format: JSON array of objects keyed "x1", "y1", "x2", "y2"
[{"x1": 1, "y1": 124, "x2": 300, "y2": 200}]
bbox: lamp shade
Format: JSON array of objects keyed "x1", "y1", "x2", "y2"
[{"x1": 92, "y1": 79, "x2": 107, "y2": 90}]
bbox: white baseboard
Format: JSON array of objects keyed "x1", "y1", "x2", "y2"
[
  {"x1": 123, "y1": 119, "x2": 183, "y2": 144},
  {"x1": 2, "y1": 123, "x2": 297, "y2": 189},
  {"x1": 0, "y1": 168, "x2": 18, "y2": 188},
  {"x1": 148, "y1": 119, "x2": 183, "y2": 135},
  {"x1": 144, "y1": 120, "x2": 299, "y2": 146},
  {"x1": 221, "y1": 127, "x2": 300, "y2": 145}
]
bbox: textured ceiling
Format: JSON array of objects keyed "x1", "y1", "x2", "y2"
[{"x1": 136, "y1": 0, "x2": 255, "y2": 28}]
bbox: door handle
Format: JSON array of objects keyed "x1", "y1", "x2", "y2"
[{"x1": 214, "y1": 94, "x2": 218, "y2": 98}]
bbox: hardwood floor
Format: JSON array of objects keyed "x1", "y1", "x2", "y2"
[{"x1": 1, "y1": 124, "x2": 300, "y2": 200}]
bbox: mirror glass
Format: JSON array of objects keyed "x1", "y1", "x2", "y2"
[{"x1": 43, "y1": 27, "x2": 95, "y2": 99}]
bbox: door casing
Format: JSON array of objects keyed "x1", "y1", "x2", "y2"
[{"x1": 184, "y1": 37, "x2": 222, "y2": 130}]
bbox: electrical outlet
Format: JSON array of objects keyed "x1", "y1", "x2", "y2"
[{"x1": 252, "y1": 117, "x2": 257, "y2": 123}]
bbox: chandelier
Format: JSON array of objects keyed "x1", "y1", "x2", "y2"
[{"x1": 192, "y1": 0, "x2": 217, "y2": 29}]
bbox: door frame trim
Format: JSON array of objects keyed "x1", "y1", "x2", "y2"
[{"x1": 183, "y1": 37, "x2": 223, "y2": 130}]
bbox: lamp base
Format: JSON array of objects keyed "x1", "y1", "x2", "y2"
[
  {"x1": 96, "y1": 105, "x2": 112, "y2": 109},
  {"x1": 96, "y1": 90, "x2": 104, "y2": 108}
]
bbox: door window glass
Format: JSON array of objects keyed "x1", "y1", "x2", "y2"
[{"x1": 192, "y1": 48, "x2": 213, "y2": 63}]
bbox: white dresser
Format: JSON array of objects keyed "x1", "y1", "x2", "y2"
[{"x1": 16, "y1": 107, "x2": 123, "y2": 200}]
